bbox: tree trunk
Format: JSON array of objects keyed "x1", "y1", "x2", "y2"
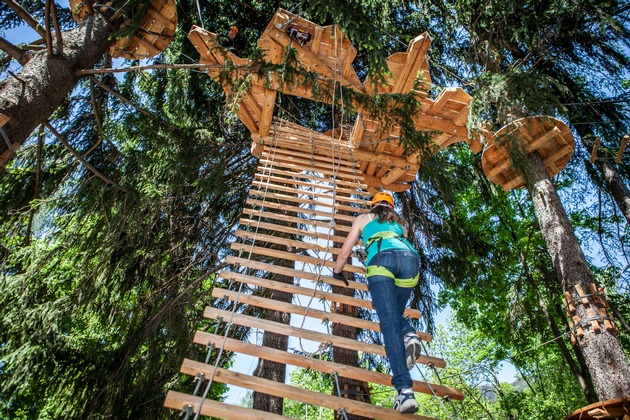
[
  {"x1": 331, "y1": 280, "x2": 372, "y2": 420},
  {"x1": 0, "y1": 13, "x2": 116, "y2": 165},
  {"x1": 251, "y1": 259, "x2": 293, "y2": 414},
  {"x1": 526, "y1": 151, "x2": 630, "y2": 401},
  {"x1": 593, "y1": 158, "x2": 630, "y2": 225},
  {"x1": 525, "y1": 270, "x2": 597, "y2": 403}
]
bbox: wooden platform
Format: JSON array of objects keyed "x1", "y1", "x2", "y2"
[
  {"x1": 164, "y1": 121, "x2": 463, "y2": 418},
  {"x1": 70, "y1": 0, "x2": 177, "y2": 59},
  {"x1": 564, "y1": 397, "x2": 630, "y2": 420},
  {"x1": 482, "y1": 116, "x2": 574, "y2": 191},
  {"x1": 187, "y1": 8, "x2": 480, "y2": 193}
]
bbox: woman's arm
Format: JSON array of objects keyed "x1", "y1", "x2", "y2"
[{"x1": 333, "y1": 215, "x2": 366, "y2": 274}]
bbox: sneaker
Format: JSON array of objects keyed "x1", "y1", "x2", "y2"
[
  {"x1": 393, "y1": 388, "x2": 418, "y2": 414},
  {"x1": 404, "y1": 332, "x2": 422, "y2": 370}
]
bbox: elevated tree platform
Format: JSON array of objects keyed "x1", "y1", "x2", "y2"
[
  {"x1": 565, "y1": 397, "x2": 630, "y2": 420},
  {"x1": 187, "y1": 8, "x2": 480, "y2": 193},
  {"x1": 70, "y1": 0, "x2": 177, "y2": 60},
  {"x1": 482, "y1": 116, "x2": 575, "y2": 191}
]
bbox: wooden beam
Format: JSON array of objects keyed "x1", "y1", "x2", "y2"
[
  {"x1": 226, "y1": 256, "x2": 370, "y2": 292},
  {"x1": 180, "y1": 362, "x2": 440, "y2": 420},
  {"x1": 392, "y1": 33, "x2": 432, "y2": 94},
  {"x1": 229, "y1": 243, "x2": 364, "y2": 274},
  {"x1": 247, "y1": 190, "x2": 367, "y2": 214},
  {"x1": 249, "y1": 183, "x2": 369, "y2": 205},
  {"x1": 239, "y1": 218, "x2": 353, "y2": 245},
  {"x1": 202, "y1": 307, "x2": 445, "y2": 367},
  {"x1": 192, "y1": 333, "x2": 460, "y2": 398},
  {"x1": 242, "y1": 208, "x2": 352, "y2": 233},
  {"x1": 258, "y1": 89, "x2": 277, "y2": 137},
  {"x1": 616, "y1": 135, "x2": 628, "y2": 164},
  {"x1": 589, "y1": 137, "x2": 601, "y2": 164},
  {"x1": 245, "y1": 198, "x2": 356, "y2": 223},
  {"x1": 164, "y1": 390, "x2": 291, "y2": 419},
  {"x1": 255, "y1": 169, "x2": 368, "y2": 190},
  {"x1": 234, "y1": 229, "x2": 342, "y2": 256},
  {"x1": 219, "y1": 270, "x2": 423, "y2": 320}
]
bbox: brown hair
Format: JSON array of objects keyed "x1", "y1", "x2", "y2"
[{"x1": 369, "y1": 204, "x2": 406, "y2": 226}]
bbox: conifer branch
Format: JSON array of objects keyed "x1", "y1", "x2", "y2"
[
  {"x1": 88, "y1": 75, "x2": 153, "y2": 118},
  {"x1": 44, "y1": 0, "x2": 53, "y2": 57},
  {"x1": 76, "y1": 62, "x2": 239, "y2": 76},
  {"x1": 43, "y1": 121, "x2": 123, "y2": 189},
  {"x1": 0, "y1": 36, "x2": 28, "y2": 65},
  {"x1": 50, "y1": 0, "x2": 62, "y2": 52},
  {"x1": 2, "y1": 0, "x2": 47, "y2": 40}
]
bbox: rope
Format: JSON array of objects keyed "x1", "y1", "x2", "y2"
[
  {"x1": 192, "y1": 119, "x2": 284, "y2": 419},
  {"x1": 0, "y1": 126, "x2": 15, "y2": 165}
]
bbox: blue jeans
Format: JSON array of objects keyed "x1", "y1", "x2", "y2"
[{"x1": 367, "y1": 250, "x2": 419, "y2": 391}]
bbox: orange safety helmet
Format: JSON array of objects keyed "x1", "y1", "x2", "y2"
[
  {"x1": 371, "y1": 191, "x2": 394, "y2": 207},
  {"x1": 229, "y1": 25, "x2": 239, "y2": 34}
]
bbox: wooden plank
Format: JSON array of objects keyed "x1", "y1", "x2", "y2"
[
  {"x1": 225, "y1": 256, "x2": 370, "y2": 293},
  {"x1": 242, "y1": 208, "x2": 353, "y2": 233},
  {"x1": 239, "y1": 218, "x2": 357, "y2": 245},
  {"x1": 193, "y1": 333, "x2": 459, "y2": 399},
  {"x1": 262, "y1": 146, "x2": 359, "y2": 169},
  {"x1": 589, "y1": 137, "x2": 601, "y2": 163},
  {"x1": 213, "y1": 287, "x2": 429, "y2": 339},
  {"x1": 229, "y1": 243, "x2": 365, "y2": 274},
  {"x1": 268, "y1": 28, "x2": 364, "y2": 93},
  {"x1": 202, "y1": 307, "x2": 446, "y2": 367},
  {"x1": 616, "y1": 135, "x2": 628, "y2": 163},
  {"x1": 164, "y1": 390, "x2": 292, "y2": 419},
  {"x1": 248, "y1": 189, "x2": 369, "y2": 213},
  {"x1": 254, "y1": 170, "x2": 368, "y2": 192},
  {"x1": 246, "y1": 198, "x2": 357, "y2": 223},
  {"x1": 219, "y1": 270, "x2": 425, "y2": 320},
  {"x1": 249, "y1": 184, "x2": 370, "y2": 206},
  {"x1": 221, "y1": 268, "x2": 422, "y2": 319},
  {"x1": 214, "y1": 287, "x2": 380, "y2": 331},
  {"x1": 181, "y1": 361, "x2": 440, "y2": 420},
  {"x1": 258, "y1": 89, "x2": 277, "y2": 137},
  {"x1": 380, "y1": 167, "x2": 410, "y2": 186},
  {"x1": 258, "y1": 157, "x2": 363, "y2": 180},
  {"x1": 392, "y1": 33, "x2": 432, "y2": 94},
  {"x1": 235, "y1": 229, "x2": 343, "y2": 256}
]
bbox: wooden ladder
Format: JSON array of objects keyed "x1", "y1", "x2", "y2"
[{"x1": 165, "y1": 120, "x2": 463, "y2": 419}]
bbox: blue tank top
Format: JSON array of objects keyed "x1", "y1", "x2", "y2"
[{"x1": 361, "y1": 217, "x2": 417, "y2": 264}]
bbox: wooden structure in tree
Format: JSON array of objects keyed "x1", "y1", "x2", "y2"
[
  {"x1": 164, "y1": 120, "x2": 464, "y2": 418},
  {"x1": 187, "y1": 8, "x2": 480, "y2": 194},
  {"x1": 482, "y1": 116, "x2": 575, "y2": 191},
  {"x1": 70, "y1": 0, "x2": 177, "y2": 60},
  {"x1": 564, "y1": 397, "x2": 630, "y2": 420}
]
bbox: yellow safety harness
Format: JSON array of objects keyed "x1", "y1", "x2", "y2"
[{"x1": 365, "y1": 231, "x2": 419, "y2": 288}]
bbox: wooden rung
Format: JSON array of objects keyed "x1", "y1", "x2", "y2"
[
  {"x1": 575, "y1": 284, "x2": 589, "y2": 305},
  {"x1": 589, "y1": 137, "x2": 601, "y2": 163},
  {"x1": 262, "y1": 146, "x2": 360, "y2": 169},
  {"x1": 258, "y1": 158, "x2": 365, "y2": 181},
  {"x1": 259, "y1": 152, "x2": 361, "y2": 175},
  {"x1": 246, "y1": 198, "x2": 357, "y2": 223},
  {"x1": 249, "y1": 183, "x2": 371, "y2": 206},
  {"x1": 255, "y1": 168, "x2": 369, "y2": 190},
  {"x1": 235, "y1": 229, "x2": 344, "y2": 256},
  {"x1": 239, "y1": 218, "x2": 357, "y2": 245},
  {"x1": 203, "y1": 307, "x2": 445, "y2": 367},
  {"x1": 164, "y1": 390, "x2": 292, "y2": 419},
  {"x1": 256, "y1": 136, "x2": 358, "y2": 161},
  {"x1": 252, "y1": 173, "x2": 370, "y2": 199},
  {"x1": 227, "y1": 256, "x2": 369, "y2": 291},
  {"x1": 248, "y1": 189, "x2": 369, "y2": 214},
  {"x1": 229, "y1": 243, "x2": 364, "y2": 274},
  {"x1": 193, "y1": 332, "x2": 458, "y2": 399},
  {"x1": 181, "y1": 361, "x2": 440, "y2": 420},
  {"x1": 616, "y1": 135, "x2": 628, "y2": 163},
  {"x1": 242, "y1": 208, "x2": 353, "y2": 232},
  {"x1": 220, "y1": 268, "x2": 422, "y2": 320}
]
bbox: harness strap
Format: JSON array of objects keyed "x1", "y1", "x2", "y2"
[{"x1": 366, "y1": 265, "x2": 419, "y2": 288}]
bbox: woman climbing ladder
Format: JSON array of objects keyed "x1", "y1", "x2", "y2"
[{"x1": 333, "y1": 191, "x2": 423, "y2": 414}]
